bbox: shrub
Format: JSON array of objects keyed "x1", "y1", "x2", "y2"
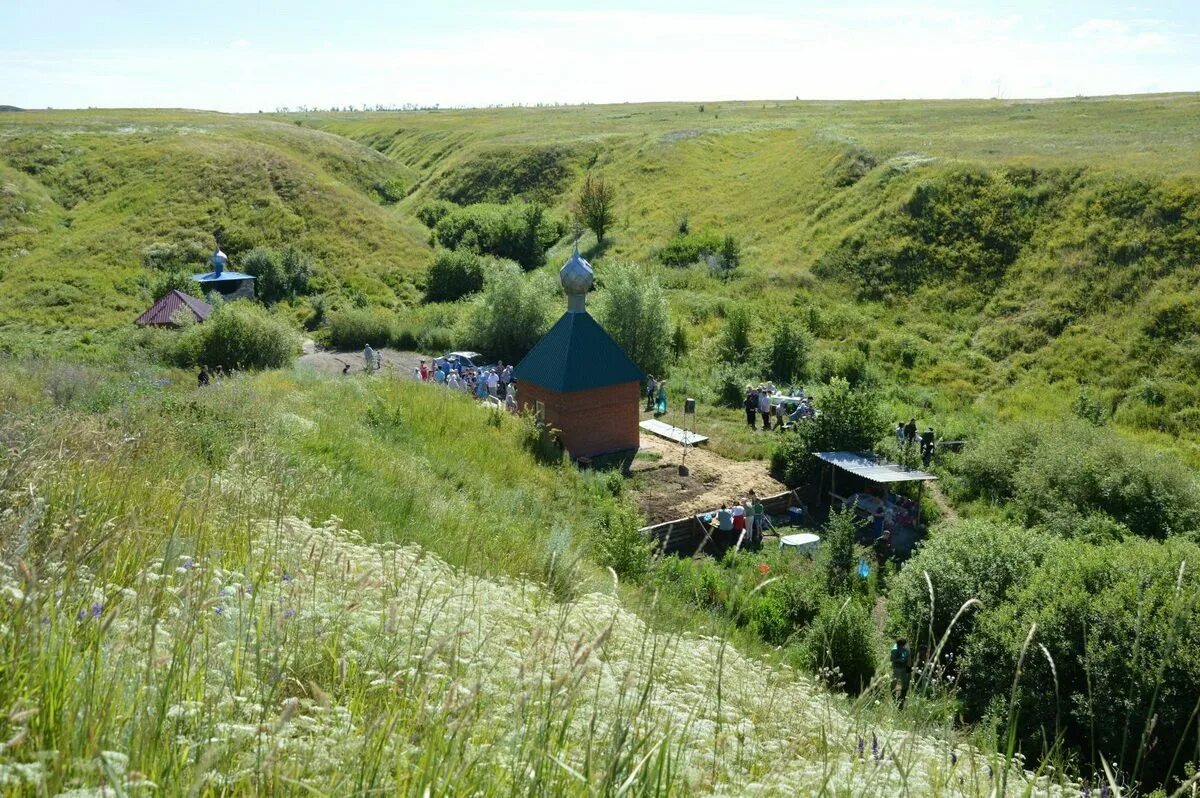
[
  {"x1": 465, "y1": 262, "x2": 552, "y2": 364},
  {"x1": 770, "y1": 377, "x2": 887, "y2": 486},
  {"x1": 800, "y1": 597, "x2": 879, "y2": 693},
  {"x1": 889, "y1": 519, "x2": 1051, "y2": 659},
  {"x1": 767, "y1": 320, "x2": 812, "y2": 383},
  {"x1": 718, "y1": 307, "x2": 754, "y2": 364},
  {"x1": 416, "y1": 199, "x2": 456, "y2": 228},
  {"x1": 822, "y1": 509, "x2": 858, "y2": 595},
  {"x1": 593, "y1": 263, "x2": 671, "y2": 377},
  {"x1": 327, "y1": 307, "x2": 398, "y2": 351},
  {"x1": 424, "y1": 249, "x2": 484, "y2": 302},
  {"x1": 433, "y1": 146, "x2": 572, "y2": 205},
  {"x1": 241, "y1": 245, "x2": 315, "y2": 305},
  {"x1": 655, "y1": 230, "x2": 740, "y2": 272},
  {"x1": 592, "y1": 501, "x2": 652, "y2": 583},
  {"x1": 957, "y1": 537, "x2": 1200, "y2": 787},
  {"x1": 953, "y1": 418, "x2": 1200, "y2": 539},
  {"x1": 433, "y1": 201, "x2": 563, "y2": 270},
  {"x1": 176, "y1": 301, "x2": 299, "y2": 369},
  {"x1": 713, "y1": 362, "x2": 759, "y2": 408}
]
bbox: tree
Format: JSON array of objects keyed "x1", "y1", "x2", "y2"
[
  {"x1": 770, "y1": 377, "x2": 887, "y2": 486},
  {"x1": 719, "y1": 306, "x2": 754, "y2": 364},
  {"x1": 822, "y1": 509, "x2": 858, "y2": 595},
  {"x1": 242, "y1": 246, "x2": 315, "y2": 305},
  {"x1": 768, "y1": 320, "x2": 812, "y2": 383},
  {"x1": 575, "y1": 174, "x2": 616, "y2": 244},
  {"x1": 593, "y1": 264, "x2": 671, "y2": 377},
  {"x1": 424, "y1": 249, "x2": 484, "y2": 302},
  {"x1": 466, "y1": 262, "x2": 552, "y2": 364}
]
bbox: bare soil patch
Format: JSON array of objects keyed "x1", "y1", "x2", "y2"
[
  {"x1": 630, "y1": 433, "x2": 784, "y2": 524},
  {"x1": 297, "y1": 348, "x2": 426, "y2": 378}
]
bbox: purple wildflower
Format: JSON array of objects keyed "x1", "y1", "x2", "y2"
[
  {"x1": 284, "y1": 608, "x2": 296, "y2": 619},
  {"x1": 182, "y1": 557, "x2": 194, "y2": 570},
  {"x1": 77, "y1": 609, "x2": 86, "y2": 620},
  {"x1": 950, "y1": 751, "x2": 957, "y2": 766},
  {"x1": 214, "y1": 606, "x2": 224, "y2": 615},
  {"x1": 872, "y1": 733, "x2": 880, "y2": 760},
  {"x1": 91, "y1": 603, "x2": 103, "y2": 618},
  {"x1": 856, "y1": 736, "x2": 864, "y2": 758},
  {"x1": 1100, "y1": 783, "x2": 1111, "y2": 798},
  {"x1": 282, "y1": 572, "x2": 293, "y2": 583}
]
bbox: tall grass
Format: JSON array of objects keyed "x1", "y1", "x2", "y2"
[{"x1": 0, "y1": 361, "x2": 1080, "y2": 794}]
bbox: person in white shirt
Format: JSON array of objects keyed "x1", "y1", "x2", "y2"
[
  {"x1": 486, "y1": 370, "x2": 500, "y2": 397},
  {"x1": 757, "y1": 388, "x2": 772, "y2": 429}
]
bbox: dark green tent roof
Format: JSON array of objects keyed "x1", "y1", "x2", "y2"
[{"x1": 514, "y1": 311, "x2": 644, "y2": 392}]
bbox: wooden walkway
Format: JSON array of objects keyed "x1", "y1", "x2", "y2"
[{"x1": 639, "y1": 419, "x2": 708, "y2": 446}]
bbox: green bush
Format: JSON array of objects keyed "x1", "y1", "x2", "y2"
[
  {"x1": 957, "y1": 537, "x2": 1200, "y2": 787},
  {"x1": 889, "y1": 519, "x2": 1051, "y2": 659},
  {"x1": 433, "y1": 146, "x2": 573, "y2": 205},
  {"x1": 433, "y1": 201, "x2": 563, "y2": 270},
  {"x1": 767, "y1": 320, "x2": 812, "y2": 383},
  {"x1": 424, "y1": 248, "x2": 484, "y2": 302},
  {"x1": 800, "y1": 597, "x2": 879, "y2": 693},
  {"x1": 718, "y1": 306, "x2": 754, "y2": 365},
  {"x1": 465, "y1": 262, "x2": 552, "y2": 364},
  {"x1": 822, "y1": 509, "x2": 858, "y2": 595},
  {"x1": 655, "y1": 230, "x2": 740, "y2": 272},
  {"x1": 592, "y1": 501, "x2": 652, "y2": 583},
  {"x1": 593, "y1": 263, "x2": 670, "y2": 378},
  {"x1": 953, "y1": 418, "x2": 1200, "y2": 539},
  {"x1": 175, "y1": 301, "x2": 299, "y2": 369},
  {"x1": 770, "y1": 377, "x2": 887, "y2": 486},
  {"x1": 327, "y1": 307, "x2": 398, "y2": 351},
  {"x1": 241, "y1": 245, "x2": 315, "y2": 305},
  {"x1": 416, "y1": 199, "x2": 456, "y2": 228},
  {"x1": 713, "y1": 362, "x2": 759, "y2": 408}
]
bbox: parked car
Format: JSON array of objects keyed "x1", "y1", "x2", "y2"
[{"x1": 444, "y1": 351, "x2": 489, "y2": 370}]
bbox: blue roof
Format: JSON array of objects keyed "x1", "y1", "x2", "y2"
[
  {"x1": 513, "y1": 311, "x2": 644, "y2": 392},
  {"x1": 192, "y1": 271, "x2": 256, "y2": 282}
]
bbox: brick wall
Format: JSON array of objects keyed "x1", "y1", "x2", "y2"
[{"x1": 518, "y1": 381, "x2": 640, "y2": 458}]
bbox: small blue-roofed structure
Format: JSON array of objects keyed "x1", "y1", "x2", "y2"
[{"x1": 192, "y1": 248, "x2": 255, "y2": 301}]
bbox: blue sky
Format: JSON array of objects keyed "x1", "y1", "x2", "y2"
[{"x1": 3, "y1": 1, "x2": 1198, "y2": 110}]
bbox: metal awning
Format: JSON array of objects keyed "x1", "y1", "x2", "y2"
[{"x1": 815, "y1": 451, "x2": 937, "y2": 483}]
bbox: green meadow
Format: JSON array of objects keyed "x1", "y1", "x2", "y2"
[{"x1": 3, "y1": 95, "x2": 1200, "y2": 793}]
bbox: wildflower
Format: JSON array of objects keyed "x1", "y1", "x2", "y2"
[
  {"x1": 856, "y1": 736, "x2": 864, "y2": 758},
  {"x1": 284, "y1": 608, "x2": 296, "y2": 619},
  {"x1": 283, "y1": 572, "x2": 293, "y2": 582},
  {"x1": 214, "y1": 606, "x2": 224, "y2": 616},
  {"x1": 871, "y1": 733, "x2": 880, "y2": 760},
  {"x1": 950, "y1": 751, "x2": 957, "y2": 766},
  {"x1": 182, "y1": 557, "x2": 194, "y2": 570},
  {"x1": 757, "y1": 563, "x2": 770, "y2": 575},
  {"x1": 91, "y1": 603, "x2": 103, "y2": 618}
]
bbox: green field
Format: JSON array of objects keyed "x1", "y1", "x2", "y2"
[{"x1": 3, "y1": 96, "x2": 1200, "y2": 794}]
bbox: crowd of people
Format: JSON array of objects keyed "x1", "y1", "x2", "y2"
[
  {"x1": 743, "y1": 384, "x2": 815, "y2": 431},
  {"x1": 894, "y1": 418, "x2": 936, "y2": 465},
  {"x1": 418, "y1": 356, "x2": 519, "y2": 413}
]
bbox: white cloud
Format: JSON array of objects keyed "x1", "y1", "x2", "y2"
[{"x1": 1070, "y1": 17, "x2": 1171, "y2": 52}]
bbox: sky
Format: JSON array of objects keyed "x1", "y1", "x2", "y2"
[{"x1": 2, "y1": 1, "x2": 1199, "y2": 111}]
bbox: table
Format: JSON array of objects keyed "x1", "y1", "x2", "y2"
[{"x1": 780, "y1": 532, "x2": 820, "y2": 553}]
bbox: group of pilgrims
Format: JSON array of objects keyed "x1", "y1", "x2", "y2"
[
  {"x1": 419, "y1": 356, "x2": 519, "y2": 412},
  {"x1": 743, "y1": 384, "x2": 815, "y2": 431}
]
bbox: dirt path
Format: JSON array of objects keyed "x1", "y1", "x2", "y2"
[
  {"x1": 926, "y1": 481, "x2": 959, "y2": 524},
  {"x1": 297, "y1": 348, "x2": 427, "y2": 378},
  {"x1": 630, "y1": 433, "x2": 785, "y2": 524}
]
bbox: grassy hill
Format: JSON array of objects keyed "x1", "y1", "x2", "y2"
[
  {"x1": 0, "y1": 360, "x2": 1084, "y2": 795},
  {"x1": 4, "y1": 96, "x2": 1200, "y2": 459}
]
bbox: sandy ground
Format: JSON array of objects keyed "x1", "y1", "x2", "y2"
[
  {"x1": 630, "y1": 432, "x2": 785, "y2": 524},
  {"x1": 297, "y1": 347, "x2": 426, "y2": 378}
]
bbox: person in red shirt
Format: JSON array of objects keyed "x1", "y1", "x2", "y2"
[{"x1": 419, "y1": 360, "x2": 429, "y2": 381}]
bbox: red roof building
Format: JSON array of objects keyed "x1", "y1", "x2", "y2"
[{"x1": 135, "y1": 290, "x2": 213, "y2": 327}]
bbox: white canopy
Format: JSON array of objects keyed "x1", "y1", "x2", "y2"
[{"x1": 815, "y1": 451, "x2": 937, "y2": 483}]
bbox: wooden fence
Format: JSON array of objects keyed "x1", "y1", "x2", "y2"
[{"x1": 640, "y1": 490, "x2": 805, "y2": 556}]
